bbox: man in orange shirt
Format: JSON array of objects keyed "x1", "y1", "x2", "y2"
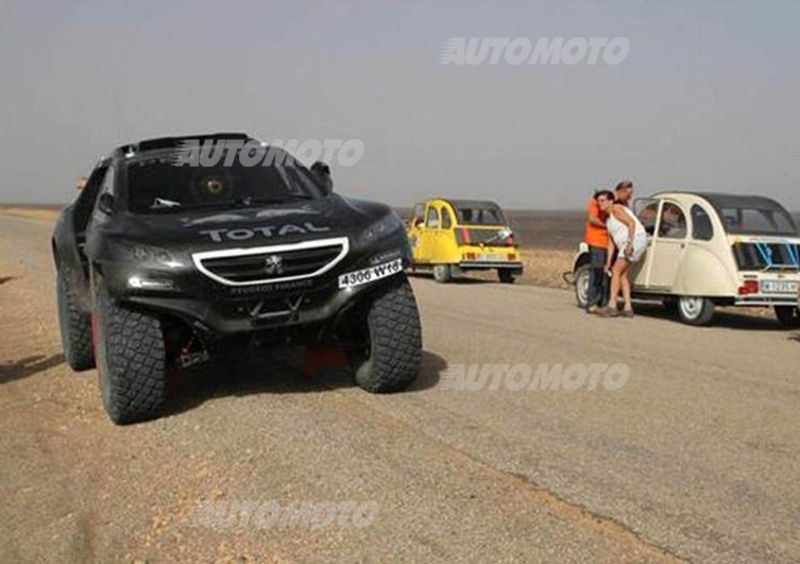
[{"x1": 584, "y1": 190, "x2": 611, "y2": 313}]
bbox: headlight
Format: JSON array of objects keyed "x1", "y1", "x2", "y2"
[
  {"x1": 359, "y1": 212, "x2": 404, "y2": 245},
  {"x1": 121, "y1": 242, "x2": 184, "y2": 269}
]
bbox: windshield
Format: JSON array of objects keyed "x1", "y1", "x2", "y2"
[
  {"x1": 454, "y1": 205, "x2": 506, "y2": 226},
  {"x1": 720, "y1": 207, "x2": 797, "y2": 236},
  {"x1": 125, "y1": 152, "x2": 324, "y2": 214}
]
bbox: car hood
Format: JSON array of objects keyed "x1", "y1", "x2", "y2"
[{"x1": 101, "y1": 195, "x2": 391, "y2": 252}]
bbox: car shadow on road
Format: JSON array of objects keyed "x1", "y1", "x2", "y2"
[
  {"x1": 632, "y1": 302, "x2": 788, "y2": 332},
  {"x1": 165, "y1": 348, "x2": 446, "y2": 417},
  {"x1": 0, "y1": 353, "x2": 66, "y2": 385}
]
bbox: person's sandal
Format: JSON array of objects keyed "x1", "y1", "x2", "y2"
[
  {"x1": 622, "y1": 308, "x2": 635, "y2": 318},
  {"x1": 597, "y1": 307, "x2": 620, "y2": 318}
]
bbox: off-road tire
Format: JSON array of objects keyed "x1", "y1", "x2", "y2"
[
  {"x1": 774, "y1": 306, "x2": 800, "y2": 329},
  {"x1": 677, "y1": 296, "x2": 715, "y2": 326},
  {"x1": 433, "y1": 264, "x2": 452, "y2": 283},
  {"x1": 498, "y1": 269, "x2": 516, "y2": 284},
  {"x1": 351, "y1": 276, "x2": 422, "y2": 393},
  {"x1": 56, "y1": 269, "x2": 95, "y2": 371},
  {"x1": 95, "y1": 283, "x2": 167, "y2": 424},
  {"x1": 574, "y1": 264, "x2": 591, "y2": 309}
]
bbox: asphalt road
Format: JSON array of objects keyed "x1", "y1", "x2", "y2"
[{"x1": 1, "y1": 213, "x2": 799, "y2": 563}]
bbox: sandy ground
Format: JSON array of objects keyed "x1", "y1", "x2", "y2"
[{"x1": 2, "y1": 211, "x2": 800, "y2": 562}]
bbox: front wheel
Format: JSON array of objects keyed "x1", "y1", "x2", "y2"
[
  {"x1": 774, "y1": 306, "x2": 800, "y2": 329},
  {"x1": 95, "y1": 283, "x2": 168, "y2": 424},
  {"x1": 349, "y1": 276, "x2": 422, "y2": 393},
  {"x1": 677, "y1": 296, "x2": 715, "y2": 326},
  {"x1": 574, "y1": 264, "x2": 591, "y2": 309}
]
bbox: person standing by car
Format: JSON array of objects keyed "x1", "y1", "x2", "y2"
[
  {"x1": 614, "y1": 179, "x2": 634, "y2": 207},
  {"x1": 597, "y1": 192, "x2": 648, "y2": 318},
  {"x1": 584, "y1": 190, "x2": 611, "y2": 313}
]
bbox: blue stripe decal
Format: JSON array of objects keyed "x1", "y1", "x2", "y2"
[
  {"x1": 755, "y1": 243, "x2": 773, "y2": 267},
  {"x1": 785, "y1": 244, "x2": 800, "y2": 266}
]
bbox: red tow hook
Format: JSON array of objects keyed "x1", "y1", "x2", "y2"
[{"x1": 303, "y1": 347, "x2": 348, "y2": 380}]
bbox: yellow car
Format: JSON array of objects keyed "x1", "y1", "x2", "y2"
[{"x1": 406, "y1": 198, "x2": 523, "y2": 283}]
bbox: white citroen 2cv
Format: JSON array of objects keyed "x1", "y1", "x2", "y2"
[{"x1": 572, "y1": 192, "x2": 800, "y2": 326}]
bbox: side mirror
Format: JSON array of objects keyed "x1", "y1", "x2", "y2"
[
  {"x1": 98, "y1": 193, "x2": 115, "y2": 215},
  {"x1": 310, "y1": 161, "x2": 333, "y2": 195},
  {"x1": 76, "y1": 176, "x2": 88, "y2": 191}
]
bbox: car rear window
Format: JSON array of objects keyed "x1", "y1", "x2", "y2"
[
  {"x1": 455, "y1": 206, "x2": 506, "y2": 226},
  {"x1": 720, "y1": 207, "x2": 797, "y2": 236}
]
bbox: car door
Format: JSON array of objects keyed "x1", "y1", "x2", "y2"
[
  {"x1": 407, "y1": 202, "x2": 426, "y2": 263},
  {"x1": 438, "y1": 204, "x2": 458, "y2": 262},
  {"x1": 646, "y1": 199, "x2": 689, "y2": 291},
  {"x1": 415, "y1": 204, "x2": 441, "y2": 264},
  {"x1": 631, "y1": 199, "x2": 659, "y2": 289}
]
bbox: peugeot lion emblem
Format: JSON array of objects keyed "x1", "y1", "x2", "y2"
[{"x1": 264, "y1": 255, "x2": 283, "y2": 275}]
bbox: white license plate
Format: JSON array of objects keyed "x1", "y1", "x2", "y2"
[
  {"x1": 338, "y1": 258, "x2": 403, "y2": 289},
  {"x1": 476, "y1": 253, "x2": 506, "y2": 262},
  {"x1": 761, "y1": 280, "x2": 799, "y2": 294}
]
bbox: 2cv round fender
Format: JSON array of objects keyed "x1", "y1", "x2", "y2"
[{"x1": 672, "y1": 245, "x2": 739, "y2": 297}]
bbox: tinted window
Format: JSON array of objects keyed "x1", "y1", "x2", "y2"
[
  {"x1": 74, "y1": 166, "x2": 108, "y2": 230},
  {"x1": 93, "y1": 165, "x2": 116, "y2": 216},
  {"x1": 691, "y1": 205, "x2": 714, "y2": 241},
  {"x1": 425, "y1": 207, "x2": 440, "y2": 228},
  {"x1": 441, "y1": 207, "x2": 452, "y2": 229},
  {"x1": 658, "y1": 203, "x2": 687, "y2": 239}
]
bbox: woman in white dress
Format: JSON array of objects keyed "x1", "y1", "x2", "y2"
[{"x1": 595, "y1": 191, "x2": 648, "y2": 318}]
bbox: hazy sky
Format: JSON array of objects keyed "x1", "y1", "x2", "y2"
[{"x1": 1, "y1": 0, "x2": 798, "y2": 209}]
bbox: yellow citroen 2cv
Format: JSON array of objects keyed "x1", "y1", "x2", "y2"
[{"x1": 407, "y1": 198, "x2": 523, "y2": 283}]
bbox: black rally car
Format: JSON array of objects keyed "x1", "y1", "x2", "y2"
[{"x1": 53, "y1": 133, "x2": 422, "y2": 424}]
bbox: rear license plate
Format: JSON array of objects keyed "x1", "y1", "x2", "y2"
[
  {"x1": 338, "y1": 258, "x2": 403, "y2": 289},
  {"x1": 761, "y1": 280, "x2": 798, "y2": 294},
  {"x1": 476, "y1": 253, "x2": 506, "y2": 262}
]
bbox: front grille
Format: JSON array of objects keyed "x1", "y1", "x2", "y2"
[
  {"x1": 193, "y1": 237, "x2": 348, "y2": 286},
  {"x1": 733, "y1": 242, "x2": 800, "y2": 271}
]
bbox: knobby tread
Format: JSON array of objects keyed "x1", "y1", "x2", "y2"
[
  {"x1": 355, "y1": 276, "x2": 422, "y2": 393},
  {"x1": 57, "y1": 270, "x2": 95, "y2": 371},
  {"x1": 97, "y1": 285, "x2": 167, "y2": 424}
]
